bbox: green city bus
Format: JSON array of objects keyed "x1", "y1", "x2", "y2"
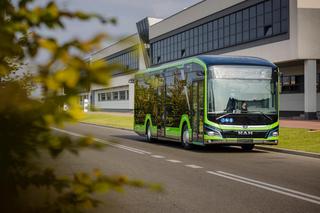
[{"x1": 134, "y1": 55, "x2": 279, "y2": 150}]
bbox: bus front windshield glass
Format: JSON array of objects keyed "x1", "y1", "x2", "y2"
[{"x1": 207, "y1": 65, "x2": 277, "y2": 115}]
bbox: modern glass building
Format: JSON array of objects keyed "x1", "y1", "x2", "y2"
[
  {"x1": 150, "y1": 0, "x2": 289, "y2": 66},
  {"x1": 83, "y1": 0, "x2": 320, "y2": 119}
]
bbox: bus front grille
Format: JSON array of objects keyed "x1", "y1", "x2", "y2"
[{"x1": 222, "y1": 130, "x2": 268, "y2": 139}]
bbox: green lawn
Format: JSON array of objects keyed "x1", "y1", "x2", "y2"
[
  {"x1": 277, "y1": 127, "x2": 320, "y2": 153},
  {"x1": 80, "y1": 112, "x2": 133, "y2": 130},
  {"x1": 79, "y1": 113, "x2": 320, "y2": 153}
]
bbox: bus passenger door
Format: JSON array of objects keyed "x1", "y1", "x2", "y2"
[
  {"x1": 156, "y1": 75, "x2": 165, "y2": 138},
  {"x1": 191, "y1": 81, "x2": 204, "y2": 142}
]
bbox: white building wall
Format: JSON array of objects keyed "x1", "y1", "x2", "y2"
[
  {"x1": 93, "y1": 86, "x2": 130, "y2": 110},
  {"x1": 91, "y1": 73, "x2": 134, "y2": 91},
  {"x1": 279, "y1": 93, "x2": 320, "y2": 112},
  {"x1": 280, "y1": 64, "x2": 304, "y2": 75},
  {"x1": 280, "y1": 93, "x2": 304, "y2": 111},
  {"x1": 280, "y1": 93, "x2": 320, "y2": 111},
  {"x1": 297, "y1": 6, "x2": 320, "y2": 59},
  {"x1": 297, "y1": 0, "x2": 320, "y2": 9},
  {"x1": 91, "y1": 73, "x2": 135, "y2": 110}
]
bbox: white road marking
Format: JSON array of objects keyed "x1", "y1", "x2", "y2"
[
  {"x1": 167, "y1": 159, "x2": 182, "y2": 163},
  {"x1": 151, "y1": 155, "x2": 165, "y2": 159},
  {"x1": 185, "y1": 164, "x2": 203, "y2": 169},
  {"x1": 217, "y1": 171, "x2": 320, "y2": 201},
  {"x1": 51, "y1": 127, "x2": 151, "y2": 155},
  {"x1": 115, "y1": 144, "x2": 152, "y2": 155},
  {"x1": 206, "y1": 170, "x2": 320, "y2": 205},
  {"x1": 52, "y1": 128, "x2": 83, "y2": 137}
]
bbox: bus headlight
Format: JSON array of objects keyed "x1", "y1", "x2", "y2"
[
  {"x1": 207, "y1": 130, "x2": 222, "y2": 137},
  {"x1": 268, "y1": 129, "x2": 279, "y2": 138}
]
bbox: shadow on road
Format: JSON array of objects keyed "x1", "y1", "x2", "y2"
[{"x1": 110, "y1": 134, "x2": 267, "y2": 154}]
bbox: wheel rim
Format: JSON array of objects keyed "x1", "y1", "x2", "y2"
[
  {"x1": 147, "y1": 125, "x2": 151, "y2": 141},
  {"x1": 183, "y1": 128, "x2": 189, "y2": 145}
]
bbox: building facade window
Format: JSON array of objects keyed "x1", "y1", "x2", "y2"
[
  {"x1": 113, "y1": 91, "x2": 119, "y2": 100},
  {"x1": 97, "y1": 89, "x2": 129, "y2": 102},
  {"x1": 280, "y1": 75, "x2": 304, "y2": 93},
  {"x1": 106, "y1": 48, "x2": 139, "y2": 75},
  {"x1": 106, "y1": 92, "x2": 112, "y2": 101},
  {"x1": 150, "y1": 0, "x2": 289, "y2": 66},
  {"x1": 98, "y1": 93, "x2": 106, "y2": 101},
  {"x1": 119, "y1": 90, "x2": 126, "y2": 100}
]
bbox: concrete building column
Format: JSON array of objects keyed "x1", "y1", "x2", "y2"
[
  {"x1": 128, "y1": 81, "x2": 135, "y2": 111},
  {"x1": 304, "y1": 59, "x2": 317, "y2": 119},
  {"x1": 90, "y1": 90, "x2": 95, "y2": 110}
]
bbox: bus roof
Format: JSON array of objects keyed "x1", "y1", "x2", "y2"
[
  {"x1": 137, "y1": 55, "x2": 277, "y2": 75},
  {"x1": 196, "y1": 55, "x2": 277, "y2": 69}
]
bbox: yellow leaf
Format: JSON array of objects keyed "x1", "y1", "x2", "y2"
[
  {"x1": 39, "y1": 38, "x2": 57, "y2": 52},
  {"x1": 47, "y1": 2, "x2": 59, "y2": 18},
  {"x1": 43, "y1": 114, "x2": 54, "y2": 124},
  {"x1": 46, "y1": 76, "x2": 60, "y2": 91}
]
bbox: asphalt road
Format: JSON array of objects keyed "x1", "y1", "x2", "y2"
[{"x1": 52, "y1": 123, "x2": 320, "y2": 213}]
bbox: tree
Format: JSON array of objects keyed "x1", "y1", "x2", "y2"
[{"x1": 0, "y1": 1, "x2": 160, "y2": 212}]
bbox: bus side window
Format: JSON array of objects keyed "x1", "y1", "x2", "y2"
[
  {"x1": 134, "y1": 77, "x2": 145, "y2": 125},
  {"x1": 192, "y1": 63, "x2": 205, "y2": 80}
]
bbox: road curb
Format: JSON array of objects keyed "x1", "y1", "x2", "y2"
[
  {"x1": 255, "y1": 146, "x2": 320, "y2": 159},
  {"x1": 79, "y1": 122, "x2": 133, "y2": 132},
  {"x1": 79, "y1": 122, "x2": 320, "y2": 159}
]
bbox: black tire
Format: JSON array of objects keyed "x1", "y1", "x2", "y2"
[
  {"x1": 181, "y1": 124, "x2": 193, "y2": 149},
  {"x1": 241, "y1": 144, "x2": 255, "y2": 151},
  {"x1": 145, "y1": 122, "x2": 152, "y2": 142}
]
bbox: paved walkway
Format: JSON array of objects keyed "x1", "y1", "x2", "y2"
[
  {"x1": 87, "y1": 111, "x2": 133, "y2": 117},
  {"x1": 280, "y1": 120, "x2": 320, "y2": 130}
]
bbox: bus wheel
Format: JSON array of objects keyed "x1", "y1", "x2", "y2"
[
  {"x1": 146, "y1": 122, "x2": 152, "y2": 142},
  {"x1": 182, "y1": 125, "x2": 192, "y2": 149},
  {"x1": 241, "y1": 144, "x2": 255, "y2": 151}
]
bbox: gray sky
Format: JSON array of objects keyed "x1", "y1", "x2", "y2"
[{"x1": 45, "y1": 0, "x2": 201, "y2": 46}]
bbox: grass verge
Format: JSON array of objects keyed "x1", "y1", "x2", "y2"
[
  {"x1": 80, "y1": 112, "x2": 133, "y2": 130},
  {"x1": 79, "y1": 113, "x2": 320, "y2": 153},
  {"x1": 277, "y1": 127, "x2": 320, "y2": 153}
]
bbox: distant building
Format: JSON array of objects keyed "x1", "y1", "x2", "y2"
[{"x1": 83, "y1": 0, "x2": 320, "y2": 119}]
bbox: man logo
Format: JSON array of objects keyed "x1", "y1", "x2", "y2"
[{"x1": 237, "y1": 130, "x2": 253, "y2": 136}]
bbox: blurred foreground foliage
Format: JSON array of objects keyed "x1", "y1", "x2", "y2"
[{"x1": 0, "y1": 1, "x2": 160, "y2": 212}]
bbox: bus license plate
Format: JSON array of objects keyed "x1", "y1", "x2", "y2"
[{"x1": 237, "y1": 139, "x2": 253, "y2": 143}]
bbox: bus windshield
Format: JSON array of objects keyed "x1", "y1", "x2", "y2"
[{"x1": 207, "y1": 65, "x2": 277, "y2": 115}]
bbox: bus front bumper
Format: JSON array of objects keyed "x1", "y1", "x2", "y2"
[{"x1": 204, "y1": 139, "x2": 278, "y2": 145}]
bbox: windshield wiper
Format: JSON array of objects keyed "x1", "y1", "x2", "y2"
[
  {"x1": 214, "y1": 111, "x2": 274, "y2": 122},
  {"x1": 216, "y1": 112, "x2": 233, "y2": 120},
  {"x1": 249, "y1": 111, "x2": 273, "y2": 121}
]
